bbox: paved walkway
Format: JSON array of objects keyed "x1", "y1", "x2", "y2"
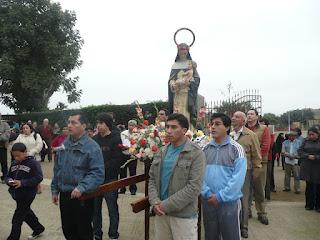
[{"x1": 0, "y1": 162, "x2": 319, "y2": 240}]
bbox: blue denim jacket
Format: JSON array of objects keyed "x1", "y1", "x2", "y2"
[{"x1": 51, "y1": 134, "x2": 105, "y2": 194}]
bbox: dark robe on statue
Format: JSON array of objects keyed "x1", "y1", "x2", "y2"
[{"x1": 168, "y1": 59, "x2": 200, "y2": 128}]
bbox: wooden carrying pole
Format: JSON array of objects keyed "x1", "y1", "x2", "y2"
[{"x1": 80, "y1": 174, "x2": 146, "y2": 200}]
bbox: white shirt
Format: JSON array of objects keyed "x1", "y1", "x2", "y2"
[
  {"x1": 120, "y1": 130, "x2": 132, "y2": 155},
  {"x1": 232, "y1": 127, "x2": 244, "y2": 141}
]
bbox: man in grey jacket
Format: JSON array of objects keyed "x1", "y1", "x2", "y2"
[{"x1": 148, "y1": 113, "x2": 205, "y2": 240}]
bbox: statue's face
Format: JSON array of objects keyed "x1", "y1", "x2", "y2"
[{"x1": 178, "y1": 45, "x2": 189, "y2": 60}]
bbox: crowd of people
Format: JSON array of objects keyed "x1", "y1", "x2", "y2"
[{"x1": 0, "y1": 109, "x2": 319, "y2": 240}]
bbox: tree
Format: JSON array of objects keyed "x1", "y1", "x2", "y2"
[
  {"x1": 280, "y1": 109, "x2": 314, "y2": 127},
  {"x1": 214, "y1": 101, "x2": 252, "y2": 117},
  {"x1": 0, "y1": 0, "x2": 83, "y2": 113},
  {"x1": 262, "y1": 113, "x2": 280, "y2": 125}
]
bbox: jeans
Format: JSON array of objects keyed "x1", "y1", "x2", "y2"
[
  {"x1": 203, "y1": 199, "x2": 241, "y2": 240},
  {"x1": 93, "y1": 188, "x2": 119, "y2": 239}
]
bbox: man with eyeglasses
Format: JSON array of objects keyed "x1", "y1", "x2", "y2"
[{"x1": 202, "y1": 113, "x2": 247, "y2": 240}]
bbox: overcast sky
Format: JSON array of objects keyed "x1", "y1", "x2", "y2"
[{"x1": 1, "y1": 0, "x2": 319, "y2": 115}]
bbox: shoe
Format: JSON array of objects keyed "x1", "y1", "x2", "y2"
[
  {"x1": 130, "y1": 191, "x2": 136, "y2": 195},
  {"x1": 295, "y1": 191, "x2": 301, "y2": 194},
  {"x1": 28, "y1": 227, "x2": 45, "y2": 239},
  {"x1": 271, "y1": 188, "x2": 276, "y2": 192},
  {"x1": 258, "y1": 215, "x2": 269, "y2": 225},
  {"x1": 109, "y1": 238, "x2": 118, "y2": 240},
  {"x1": 283, "y1": 189, "x2": 291, "y2": 192},
  {"x1": 241, "y1": 228, "x2": 248, "y2": 238},
  {"x1": 305, "y1": 206, "x2": 314, "y2": 210}
]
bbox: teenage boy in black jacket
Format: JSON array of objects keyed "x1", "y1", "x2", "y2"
[
  {"x1": 92, "y1": 112, "x2": 123, "y2": 240},
  {"x1": 6, "y1": 142, "x2": 45, "y2": 240}
]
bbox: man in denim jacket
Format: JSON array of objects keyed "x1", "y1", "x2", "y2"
[
  {"x1": 51, "y1": 112, "x2": 105, "y2": 240},
  {"x1": 148, "y1": 113, "x2": 205, "y2": 240}
]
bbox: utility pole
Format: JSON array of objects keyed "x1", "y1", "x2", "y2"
[{"x1": 288, "y1": 111, "x2": 291, "y2": 132}]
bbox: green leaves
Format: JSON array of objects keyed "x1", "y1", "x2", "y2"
[{"x1": 0, "y1": 0, "x2": 83, "y2": 113}]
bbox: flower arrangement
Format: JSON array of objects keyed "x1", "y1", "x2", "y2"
[
  {"x1": 128, "y1": 124, "x2": 165, "y2": 161},
  {"x1": 121, "y1": 101, "x2": 168, "y2": 162}
]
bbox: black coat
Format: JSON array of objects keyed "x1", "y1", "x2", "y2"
[
  {"x1": 93, "y1": 131, "x2": 123, "y2": 182},
  {"x1": 298, "y1": 139, "x2": 320, "y2": 184},
  {"x1": 6, "y1": 156, "x2": 43, "y2": 200}
]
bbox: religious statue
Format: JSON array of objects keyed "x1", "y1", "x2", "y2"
[{"x1": 168, "y1": 28, "x2": 200, "y2": 129}]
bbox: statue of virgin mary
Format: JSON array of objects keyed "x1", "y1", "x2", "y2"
[{"x1": 168, "y1": 42, "x2": 200, "y2": 129}]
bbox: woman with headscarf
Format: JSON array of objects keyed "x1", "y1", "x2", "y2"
[{"x1": 298, "y1": 127, "x2": 320, "y2": 211}]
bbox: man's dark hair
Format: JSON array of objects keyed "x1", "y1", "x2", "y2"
[
  {"x1": 70, "y1": 111, "x2": 88, "y2": 125},
  {"x1": 308, "y1": 126, "x2": 319, "y2": 136},
  {"x1": 97, "y1": 112, "x2": 113, "y2": 130},
  {"x1": 12, "y1": 142, "x2": 27, "y2": 152},
  {"x1": 159, "y1": 109, "x2": 168, "y2": 116},
  {"x1": 248, "y1": 108, "x2": 259, "y2": 116},
  {"x1": 167, "y1": 113, "x2": 189, "y2": 129},
  {"x1": 210, "y1": 113, "x2": 231, "y2": 135},
  {"x1": 295, "y1": 128, "x2": 302, "y2": 136}
]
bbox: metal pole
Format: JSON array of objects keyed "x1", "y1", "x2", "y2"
[{"x1": 288, "y1": 112, "x2": 291, "y2": 132}]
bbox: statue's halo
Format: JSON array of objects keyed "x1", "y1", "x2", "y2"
[{"x1": 174, "y1": 28, "x2": 195, "y2": 47}]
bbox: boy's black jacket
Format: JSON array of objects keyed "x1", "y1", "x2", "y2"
[
  {"x1": 93, "y1": 130, "x2": 123, "y2": 181},
  {"x1": 6, "y1": 156, "x2": 43, "y2": 199}
]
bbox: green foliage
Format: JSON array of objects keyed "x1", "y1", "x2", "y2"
[
  {"x1": 4, "y1": 101, "x2": 169, "y2": 128},
  {"x1": 262, "y1": 113, "x2": 280, "y2": 125},
  {"x1": 280, "y1": 109, "x2": 314, "y2": 126},
  {"x1": 0, "y1": 0, "x2": 83, "y2": 113},
  {"x1": 214, "y1": 101, "x2": 252, "y2": 117}
]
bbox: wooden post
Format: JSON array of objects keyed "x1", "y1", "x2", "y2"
[
  {"x1": 197, "y1": 196, "x2": 202, "y2": 240},
  {"x1": 145, "y1": 159, "x2": 151, "y2": 240},
  {"x1": 144, "y1": 159, "x2": 151, "y2": 240}
]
